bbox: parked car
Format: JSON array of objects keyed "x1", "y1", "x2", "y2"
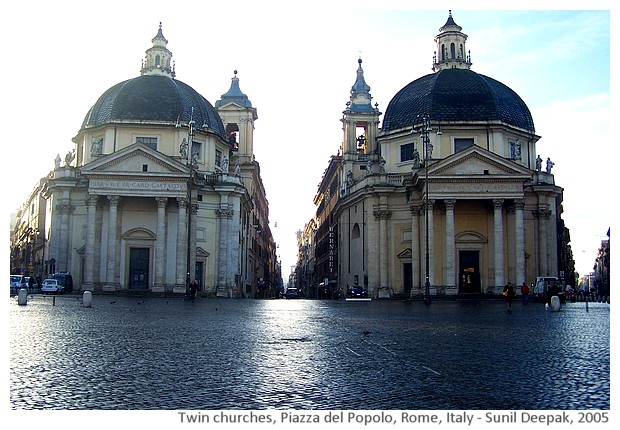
[
  {"x1": 347, "y1": 285, "x2": 368, "y2": 298},
  {"x1": 41, "y1": 279, "x2": 63, "y2": 294},
  {"x1": 52, "y1": 273, "x2": 73, "y2": 293},
  {"x1": 284, "y1": 288, "x2": 300, "y2": 299},
  {"x1": 10, "y1": 275, "x2": 25, "y2": 295}
]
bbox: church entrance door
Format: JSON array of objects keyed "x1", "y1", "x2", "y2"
[
  {"x1": 129, "y1": 248, "x2": 149, "y2": 289},
  {"x1": 458, "y1": 250, "x2": 480, "y2": 293}
]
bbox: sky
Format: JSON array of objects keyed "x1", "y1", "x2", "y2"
[{"x1": 2, "y1": 0, "x2": 615, "y2": 281}]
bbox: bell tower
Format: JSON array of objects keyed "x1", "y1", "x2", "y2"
[
  {"x1": 215, "y1": 70, "x2": 257, "y2": 164},
  {"x1": 432, "y1": 11, "x2": 472, "y2": 72},
  {"x1": 341, "y1": 58, "x2": 381, "y2": 159}
]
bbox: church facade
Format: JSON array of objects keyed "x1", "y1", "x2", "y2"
[
  {"x1": 310, "y1": 12, "x2": 567, "y2": 298},
  {"x1": 10, "y1": 25, "x2": 278, "y2": 297}
]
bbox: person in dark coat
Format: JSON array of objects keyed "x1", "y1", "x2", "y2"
[
  {"x1": 503, "y1": 282, "x2": 515, "y2": 310},
  {"x1": 189, "y1": 279, "x2": 198, "y2": 303}
]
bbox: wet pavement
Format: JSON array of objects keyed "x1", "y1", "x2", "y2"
[{"x1": 9, "y1": 295, "x2": 609, "y2": 410}]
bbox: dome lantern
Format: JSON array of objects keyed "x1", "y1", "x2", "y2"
[
  {"x1": 141, "y1": 22, "x2": 175, "y2": 78},
  {"x1": 432, "y1": 10, "x2": 472, "y2": 72}
]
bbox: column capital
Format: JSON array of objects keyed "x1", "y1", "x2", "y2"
[
  {"x1": 155, "y1": 197, "x2": 167, "y2": 207},
  {"x1": 492, "y1": 198, "x2": 504, "y2": 209},
  {"x1": 532, "y1": 208, "x2": 551, "y2": 219},
  {"x1": 86, "y1": 195, "x2": 99, "y2": 206},
  {"x1": 444, "y1": 199, "x2": 456, "y2": 210},
  {"x1": 424, "y1": 199, "x2": 435, "y2": 211},
  {"x1": 176, "y1": 197, "x2": 187, "y2": 209},
  {"x1": 410, "y1": 204, "x2": 423, "y2": 215},
  {"x1": 107, "y1": 195, "x2": 120, "y2": 206},
  {"x1": 373, "y1": 207, "x2": 392, "y2": 220},
  {"x1": 216, "y1": 208, "x2": 234, "y2": 219},
  {"x1": 514, "y1": 199, "x2": 525, "y2": 210}
]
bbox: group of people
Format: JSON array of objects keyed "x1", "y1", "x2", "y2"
[{"x1": 502, "y1": 281, "x2": 531, "y2": 310}]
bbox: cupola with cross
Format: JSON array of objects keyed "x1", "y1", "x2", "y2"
[{"x1": 432, "y1": 10, "x2": 472, "y2": 72}]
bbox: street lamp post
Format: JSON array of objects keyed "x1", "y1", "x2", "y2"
[
  {"x1": 180, "y1": 108, "x2": 196, "y2": 296},
  {"x1": 414, "y1": 114, "x2": 435, "y2": 305}
]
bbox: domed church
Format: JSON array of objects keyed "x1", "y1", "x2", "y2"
[
  {"x1": 12, "y1": 25, "x2": 277, "y2": 297},
  {"x1": 310, "y1": 12, "x2": 566, "y2": 298}
]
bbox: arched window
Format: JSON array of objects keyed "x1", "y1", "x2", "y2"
[
  {"x1": 450, "y1": 43, "x2": 456, "y2": 59},
  {"x1": 155, "y1": 55, "x2": 161, "y2": 67},
  {"x1": 352, "y1": 223, "x2": 361, "y2": 239},
  {"x1": 441, "y1": 44, "x2": 446, "y2": 61}
]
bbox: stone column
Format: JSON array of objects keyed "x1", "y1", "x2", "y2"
[
  {"x1": 58, "y1": 200, "x2": 72, "y2": 272},
  {"x1": 426, "y1": 199, "x2": 435, "y2": 288},
  {"x1": 514, "y1": 199, "x2": 525, "y2": 286},
  {"x1": 493, "y1": 199, "x2": 505, "y2": 291},
  {"x1": 410, "y1": 204, "x2": 422, "y2": 296},
  {"x1": 536, "y1": 207, "x2": 550, "y2": 276},
  {"x1": 216, "y1": 201, "x2": 233, "y2": 296},
  {"x1": 154, "y1": 197, "x2": 167, "y2": 291},
  {"x1": 444, "y1": 199, "x2": 457, "y2": 292},
  {"x1": 105, "y1": 195, "x2": 119, "y2": 291},
  {"x1": 373, "y1": 200, "x2": 392, "y2": 297},
  {"x1": 548, "y1": 203, "x2": 558, "y2": 277},
  {"x1": 83, "y1": 195, "x2": 98, "y2": 291},
  {"x1": 190, "y1": 201, "x2": 198, "y2": 284},
  {"x1": 176, "y1": 198, "x2": 188, "y2": 287},
  {"x1": 367, "y1": 199, "x2": 379, "y2": 297}
]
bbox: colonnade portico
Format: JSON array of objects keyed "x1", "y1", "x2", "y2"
[
  {"x1": 81, "y1": 193, "x2": 192, "y2": 292},
  {"x1": 409, "y1": 197, "x2": 527, "y2": 295}
]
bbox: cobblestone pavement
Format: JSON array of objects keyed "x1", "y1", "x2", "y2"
[{"x1": 9, "y1": 295, "x2": 609, "y2": 410}]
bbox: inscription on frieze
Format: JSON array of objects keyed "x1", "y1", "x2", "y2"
[{"x1": 90, "y1": 179, "x2": 187, "y2": 192}]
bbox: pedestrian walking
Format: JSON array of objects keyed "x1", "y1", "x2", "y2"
[
  {"x1": 189, "y1": 279, "x2": 198, "y2": 303},
  {"x1": 503, "y1": 282, "x2": 515, "y2": 310},
  {"x1": 520, "y1": 282, "x2": 530, "y2": 305}
]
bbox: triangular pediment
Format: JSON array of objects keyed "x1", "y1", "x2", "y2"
[
  {"x1": 81, "y1": 143, "x2": 189, "y2": 176},
  {"x1": 429, "y1": 145, "x2": 531, "y2": 177},
  {"x1": 218, "y1": 102, "x2": 247, "y2": 111}
]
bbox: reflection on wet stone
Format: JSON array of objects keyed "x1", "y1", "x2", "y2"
[{"x1": 10, "y1": 296, "x2": 609, "y2": 410}]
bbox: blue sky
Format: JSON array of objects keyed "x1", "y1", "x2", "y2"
[{"x1": 3, "y1": 1, "x2": 614, "y2": 280}]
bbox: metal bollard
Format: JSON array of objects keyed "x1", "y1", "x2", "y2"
[
  {"x1": 82, "y1": 291, "x2": 93, "y2": 307},
  {"x1": 550, "y1": 295, "x2": 561, "y2": 312},
  {"x1": 17, "y1": 288, "x2": 28, "y2": 306}
]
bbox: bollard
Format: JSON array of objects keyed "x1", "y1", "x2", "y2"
[
  {"x1": 17, "y1": 288, "x2": 28, "y2": 306},
  {"x1": 82, "y1": 291, "x2": 93, "y2": 308},
  {"x1": 550, "y1": 295, "x2": 561, "y2": 312}
]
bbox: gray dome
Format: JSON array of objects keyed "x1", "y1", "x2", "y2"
[
  {"x1": 80, "y1": 75, "x2": 226, "y2": 140},
  {"x1": 382, "y1": 68, "x2": 535, "y2": 133}
]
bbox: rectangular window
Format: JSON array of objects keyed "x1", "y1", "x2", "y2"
[
  {"x1": 136, "y1": 137, "x2": 157, "y2": 150},
  {"x1": 215, "y1": 149, "x2": 222, "y2": 167},
  {"x1": 454, "y1": 138, "x2": 474, "y2": 153},
  {"x1": 400, "y1": 143, "x2": 415, "y2": 162}
]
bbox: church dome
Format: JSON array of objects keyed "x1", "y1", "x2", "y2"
[
  {"x1": 80, "y1": 75, "x2": 227, "y2": 140},
  {"x1": 381, "y1": 67, "x2": 535, "y2": 134}
]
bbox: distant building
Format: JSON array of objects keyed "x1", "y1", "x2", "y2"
[
  {"x1": 593, "y1": 229, "x2": 610, "y2": 299},
  {"x1": 306, "y1": 12, "x2": 572, "y2": 298},
  {"x1": 10, "y1": 25, "x2": 278, "y2": 297}
]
